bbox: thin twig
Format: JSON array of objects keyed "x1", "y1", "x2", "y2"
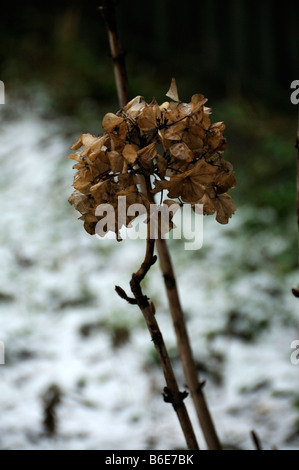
[
  {"x1": 251, "y1": 430, "x2": 263, "y2": 451},
  {"x1": 98, "y1": 0, "x2": 129, "y2": 107},
  {"x1": 297, "y1": 106, "x2": 299, "y2": 259},
  {"x1": 116, "y1": 216, "x2": 199, "y2": 450},
  {"x1": 292, "y1": 106, "x2": 299, "y2": 298}
]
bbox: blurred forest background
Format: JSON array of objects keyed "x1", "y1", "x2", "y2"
[{"x1": 0, "y1": 0, "x2": 299, "y2": 450}]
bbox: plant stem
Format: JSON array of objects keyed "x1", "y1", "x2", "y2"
[
  {"x1": 100, "y1": 0, "x2": 221, "y2": 449},
  {"x1": 116, "y1": 220, "x2": 199, "y2": 450},
  {"x1": 296, "y1": 107, "x2": 299, "y2": 264},
  {"x1": 292, "y1": 106, "x2": 299, "y2": 298},
  {"x1": 147, "y1": 190, "x2": 222, "y2": 450},
  {"x1": 99, "y1": 0, "x2": 130, "y2": 108},
  {"x1": 251, "y1": 430, "x2": 263, "y2": 451}
]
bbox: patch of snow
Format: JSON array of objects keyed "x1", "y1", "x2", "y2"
[{"x1": 0, "y1": 108, "x2": 298, "y2": 450}]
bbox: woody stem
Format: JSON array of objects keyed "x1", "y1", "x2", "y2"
[
  {"x1": 117, "y1": 220, "x2": 199, "y2": 450},
  {"x1": 146, "y1": 182, "x2": 222, "y2": 450},
  {"x1": 292, "y1": 106, "x2": 299, "y2": 298},
  {"x1": 99, "y1": 0, "x2": 129, "y2": 108}
]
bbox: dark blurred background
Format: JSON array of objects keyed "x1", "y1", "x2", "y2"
[
  {"x1": 1, "y1": 0, "x2": 298, "y2": 111},
  {"x1": 1, "y1": 0, "x2": 298, "y2": 108}
]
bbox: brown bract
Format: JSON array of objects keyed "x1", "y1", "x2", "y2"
[{"x1": 68, "y1": 80, "x2": 237, "y2": 239}]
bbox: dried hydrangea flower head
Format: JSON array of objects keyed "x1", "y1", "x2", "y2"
[{"x1": 68, "y1": 79, "x2": 236, "y2": 239}]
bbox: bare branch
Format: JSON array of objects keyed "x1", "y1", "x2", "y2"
[
  {"x1": 251, "y1": 430, "x2": 263, "y2": 451},
  {"x1": 99, "y1": 0, "x2": 130, "y2": 108},
  {"x1": 292, "y1": 106, "x2": 299, "y2": 298},
  {"x1": 144, "y1": 177, "x2": 222, "y2": 450},
  {"x1": 127, "y1": 204, "x2": 199, "y2": 450}
]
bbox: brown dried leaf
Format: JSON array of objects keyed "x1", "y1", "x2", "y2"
[
  {"x1": 71, "y1": 133, "x2": 97, "y2": 151},
  {"x1": 118, "y1": 173, "x2": 136, "y2": 188},
  {"x1": 71, "y1": 137, "x2": 83, "y2": 151},
  {"x1": 122, "y1": 159, "x2": 129, "y2": 174},
  {"x1": 215, "y1": 193, "x2": 237, "y2": 224},
  {"x1": 66, "y1": 153, "x2": 82, "y2": 162},
  {"x1": 156, "y1": 155, "x2": 168, "y2": 178},
  {"x1": 107, "y1": 151, "x2": 123, "y2": 173},
  {"x1": 137, "y1": 106, "x2": 159, "y2": 131},
  {"x1": 152, "y1": 179, "x2": 169, "y2": 194},
  {"x1": 191, "y1": 94, "x2": 208, "y2": 114},
  {"x1": 166, "y1": 78, "x2": 179, "y2": 102},
  {"x1": 123, "y1": 96, "x2": 146, "y2": 118},
  {"x1": 102, "y1": 113, "x2": 124, "y2": 132},
  {"x1": 182, "y1": 125, "x2": 205, "y2": 152},
  {"x1": 196, "y1": 192, "x2": 216, "y2": 215},
  {"x1": 84, "y1": 136, "x2": 110, "y2": 164},
  {"x1": 157, "y1": 159, "x2": 217, "y2": 202},
  {"x1": 109, "y1": 133, "x2": 126, "y2": 153},
  {"x1": 215, "y1": 171, "x2": 236, "y2": 194},
  {"x1": 83, "y1": 213, "x2": 99, "y2": 236},
  {"x1": 170, "y1": 142, "x2": 194, "y2": 162},
  {"x1": 122, "y1": 144, "x2": 138, "y2": 164},
  {"x1": 137, "y1": 142, "x2": 157, "y2": 171},
  {"x1": 73, "y1": 169, "x2": 94, "y2": 194},
  {"x1": 163, "y1": 120, "x2": 187, "y2": 141},
  {"x1": 168, "y1": 174, "x2": 205, "y2": 202},
  {"x1": 90, "y1": 180, "x2": 112, "y2": 203},
  {"x1": 191, "y1": 159, "x2": 217, "y2": 184},
  {"x1": 68, "y1": 191, "x2": 92, "y2": 214}
]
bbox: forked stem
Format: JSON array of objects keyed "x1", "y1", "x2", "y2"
[{"x1": 116, "y1": 219, "x2": 199, "y2": 450}]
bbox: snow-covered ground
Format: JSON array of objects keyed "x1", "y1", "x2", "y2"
[{"x1": 0, "y1": 106, "x2": 298, "y2": 450}]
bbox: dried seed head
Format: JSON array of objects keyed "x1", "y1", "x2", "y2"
[{"x1": 68, "y1": 80, "x2": 236, "y2": 239}]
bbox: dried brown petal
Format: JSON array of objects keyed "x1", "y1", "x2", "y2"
[
  {"x1": 108, "y1": 151, "x2": 124, "y2": 173},
  {"x1": 137, "y1": 142, "x2": 157, "y2": 171},
  {"x1": 196, "y1": 192, "x2": 216, "y2": 216},
  {"x1": 118, "y1": 173, "x2": 136, "y2": 188},
  {"x1": 68, "y1": 191, "x2": 92, "y2": 214},
  {"x1": 71, "y1": 133, "x2": 97, "y2": 151},
  {"x1": 137, "y1": 106, "x2": 159, "y2": 131},
  {"x1": 163, "y1": 120, "x2": 187, "y2": 141},
  {"x1": 215, "y1": 193, "x2": 237, "y2": 224},
  {"x1": 215, "y1": 171, "x2": 236, "y2": 194},
  {"x1": 123, "y1": 96, "x2": 146, "y2": 117},
  {"x1": 73, "y1": 169, "x2": 94, "y2": 194},
  {"x1": 109, "y1": 133, "x2": 126, "y2": 153},
  {"x1": 191, "y1": 94, "x2": 208, "y2": 113},
  {"x1": 90, "y1": 180, "x2": 112, "y2": 203},
  {"x1": 122, "y1": 144, "x2": 138, "y2": 164},
  {"x1": 156, "y1": 155, "x2": 168, "y2": 178},
  {"x1": 66, "y1": 153, "x2": 81, "y2": 162},
  {"x1": 166, "y1": 78, "x2": 179, "y2": 102},
  {"x1": 170, "y1": 142, "x2": 194, "y2": 162},
  {"x1": 102, "y1": 113, "x2": 124, "y2": 132}
]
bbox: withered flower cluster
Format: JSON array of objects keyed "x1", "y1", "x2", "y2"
[{"x1": 68, "y1": 82, "x2": 236, "y2": 240}]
